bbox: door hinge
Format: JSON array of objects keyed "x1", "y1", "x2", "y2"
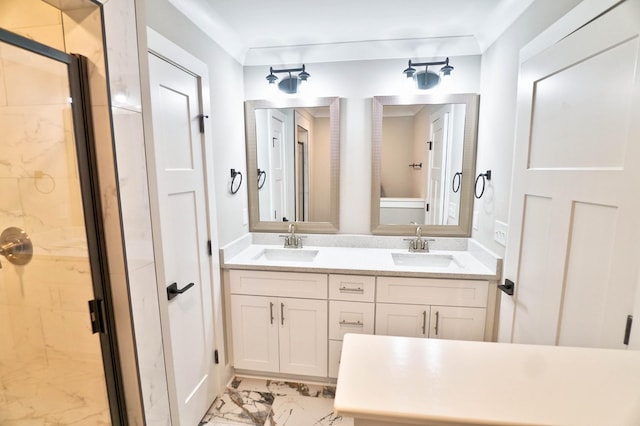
[
  {"x1": 214, "y1": 349, "x2": 219, "y2": 364},
  {"x1": 427, "y1": 140, "x2": 433, "y2": 150},
  {"x1": 198, "y1": 114, "x2": 209, "y2": 133},
  {"x1": 207, "y1": 240, "x2": 212, "y2": 256},
  {"x1": 624, "y1": 315, "x2": 633, "y2": 345},
  {"x1": 88, "y1": 299, "x2": 105, "y2": 334}
]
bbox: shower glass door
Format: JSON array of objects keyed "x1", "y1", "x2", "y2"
[{"x1": 0, "y1": 36, "x2": 112, "y2": 424}]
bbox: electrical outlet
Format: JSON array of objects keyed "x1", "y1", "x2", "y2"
[
  {"x1": 473, "y1": 211, "x2": 479, "y2": 231},
  {"x1": 494, "y1": 220, "x2": 508, "y2": 246},
  {"x1": 242, "y1": 208, "x2": 248, "y2": 225}
]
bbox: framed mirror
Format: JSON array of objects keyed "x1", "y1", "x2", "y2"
[
  {"x1": 371, "y1": 93, "x2": 479, "y2": 236},
  {"x1": 245, "y1": 97, "x2": 340, "y2": 233}
]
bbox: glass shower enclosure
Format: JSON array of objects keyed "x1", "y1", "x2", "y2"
[{"x1": 0, "y1": 30, "x2": 123, "y2": 424}]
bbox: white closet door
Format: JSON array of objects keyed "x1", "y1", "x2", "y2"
[
  {"x1": 148, "y1": 52, "x2": 216, "y2": 425},
  {"x1": 503, "y1": 0, "x2": 640, "y2": 349}
]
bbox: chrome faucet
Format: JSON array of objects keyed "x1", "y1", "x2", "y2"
[
  {"x1": 281, "y1": 223, "x2": 304, "y2": 248},
  {"x1": 404, "y1": 225, "x2": 433, "y2": 252}
]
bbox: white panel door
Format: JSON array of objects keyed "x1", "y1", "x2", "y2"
[
  {"x1": 425, "y1": 110, "x2": 448, "y2": 224},
  {"x1": 279, "y1": 297, "x2": 327, "y2": 376},
  {"x1": 230, "y1": 295, "x2": 279, "y2": 372},
  {"x1": 269, "y1": 110, "x2": 286, "y2": 221},
  {"x1": 375, "y1": 303, "x2": 430, "y2": 338},
  {"x1": 429, "y1": 306, "x2": 486, "y2": 341},
  {"x1": 503, "y1": 0, "x2": 640, "y2": 349},
  {"x1": 148, "y1": 53, "x2": 215, "y2": 425}
]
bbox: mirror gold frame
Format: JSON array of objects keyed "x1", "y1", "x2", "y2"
[
  {"x1": 371, "y1": 93, "x2": 479, "y2": 236},
  {"x1": 245, "y1": 96, "x2": 340, "y2": 233}
]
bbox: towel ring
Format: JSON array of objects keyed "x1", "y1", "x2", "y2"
[
  {"x1": 452, "y1": 172, "x2": 462, "y2": 193},
  {"x1": 230, "y1": 169, "x2": 243, "y2": 195},
  {"x1": 474, "y1": 170, "x2": 492, "y2": 199},
  {"x1": 257, "y1": 168, "x2": 267, "y2": 189}
]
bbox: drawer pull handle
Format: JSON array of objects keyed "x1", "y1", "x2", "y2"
[
  {"x1": 339, "y1": 320, "x2": 363, "y2": 327},
  {"x1": 281, "y1": 303, "x2": 285, "y2": 325},
  {"x1": 422, "y1": 310, "x2": 427, "y2": 335},
  {"x1": 435, "y1": 311, "x2": 440, "y2": 336},
  {"x1": 339, "y1": 286, "x2": 364, "y2": 293},
  {"x1": 269, "y1": 302, "x2": 274, "y2": 324}
]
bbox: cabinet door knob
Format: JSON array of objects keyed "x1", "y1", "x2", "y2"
[
  {"x1": 434, "y1": 311, "x2": 440, "y2": 336},
  {"x1": 422, "y1": 310, "x2": 427, "y2": 335},
  {"x1": 281, "y1": 302, "x2": 285, "y2": 325}
]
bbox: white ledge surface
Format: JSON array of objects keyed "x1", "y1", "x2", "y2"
[
  {"x1": 221, "y1": 244, "x2": 498, "y2": 279},
  {"x1": 334, "y1": 334, "x2": 640, "y2": 426}
]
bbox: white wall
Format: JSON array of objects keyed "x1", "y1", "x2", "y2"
[
  {"x1": 472, "y1": 0, "x2": 583, "y2": 257},
  {"x1": 145, "y1": 0, "x2": 247, "y2": 247},
  {"x1": 382, "y1": 116, "x2": 415, "y2": 198},
  {"x1": 310, "y1": 116, "x2": 330, "y2": 221},
  {"x1": 244, "y1": 56, "x2": 482, "y2": 234}
]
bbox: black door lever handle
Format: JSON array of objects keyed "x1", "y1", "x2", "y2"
[
  {"x1": 498, "y1": 279, "x2": 515, "y2": 296},
  {"x1": 167, "y1": 282, "x2": 195, "y2": 300}
]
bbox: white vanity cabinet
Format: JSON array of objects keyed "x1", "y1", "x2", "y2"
[
  {"x1": 229, "y1": 270, "x2": 328, "y2": 377},
  {"x1": 375, "y1": 277, "x2": 488, "y2": 341},
  {"x1": 328, "y1": 274, "x2": 375, "y2": 378},
  {"x1": 226, "y1": 265, "x2": 496, "y2": 379}
]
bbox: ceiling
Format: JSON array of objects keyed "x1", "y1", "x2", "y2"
[{"x1": 168, "y1": 0, "x2": 535, "y2": 65}]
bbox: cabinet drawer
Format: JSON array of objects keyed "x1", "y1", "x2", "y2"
[
  {"x1": 230, "y1": 270, "x2": 327, "y2": 299},
  {"x1": 329, "y1": 274, "x2": 375, "y2": 302},
  {"x1": 377, "y1": 277, "x2": 488, "y2": 307},
  {"x1": 328, "y1": 340, "x2": 343, "y2": 379},
  {"x1": 329, "y1": 301, "x2": 374, "y2": 340}
]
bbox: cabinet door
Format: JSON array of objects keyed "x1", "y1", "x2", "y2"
[
  {"x1": 375, "y1": 303, "x2": 430, "y2": 338},
  {"x1": 279, "y1": 298, "x2": 328, "y2": 376},
  {"x1": 429, "y1": 306, "x2": 486, "y2": 341},
  {"x1": 230, "y1": 295, "x2": 279, "y2": 372}
]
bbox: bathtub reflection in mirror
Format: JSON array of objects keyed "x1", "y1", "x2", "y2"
[{"x1": 372, "y1": 94, "x2": 479, "y2": 236}]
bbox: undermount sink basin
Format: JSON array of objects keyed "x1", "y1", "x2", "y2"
[
  {"x1": 391, "y1": 252, "x2": 461, "y2": 268},
  {"x1": 253, "y1": 248, "x2": 319, "y2": 263}
]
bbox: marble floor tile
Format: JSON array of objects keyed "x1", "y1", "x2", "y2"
[
  {"x1": 201, "y1": 377, "x2": 353, "y2": 426},
  {"x1": 270, "y1": 393, "x2": 351, "y2": 426},
  {"x1": 0, "y1": 353, "x2": 110, "y2": 425}
]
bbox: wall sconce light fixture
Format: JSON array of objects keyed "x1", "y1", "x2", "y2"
[
  {"x1": 266, "y1": 64, "x2": 310, "y2": 94},
  {"x1": 403, "y1": 57, "x2": 454, "y2": 90}
]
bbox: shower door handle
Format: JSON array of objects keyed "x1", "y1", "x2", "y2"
[
  {"x1": 88, "y1": 299, "x2": 105, "y2": 334},
  {"x1": 167, "y1": 282, "x2": 195, "y2": 300}
]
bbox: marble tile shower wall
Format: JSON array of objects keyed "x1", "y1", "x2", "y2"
[
  {"x1": 102, "y1": 0, "x2": 172, "y2": 424},
  {"x1": 0, "y1": 0, "x2": 87, "y2": 356},
  {"x1": 1, "y1": 1, "x2": 170, "y2": 424}
]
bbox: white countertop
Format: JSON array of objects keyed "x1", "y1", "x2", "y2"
[
  {"x1": 334, "y1": 334, "x2": 640, "y2": 425},
  {"x1": 220, "y1": 234, "x2": 501, "y2": 279}
]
